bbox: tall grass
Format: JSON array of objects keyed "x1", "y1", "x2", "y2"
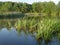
[
  {"x1": 0, "y1": 17, "x2": 60, "y2": 41},
  {"x1": 14, "y1": 17, "x2": 60, "y2": 41},
  {"x1": 36, "y1": 18, "x2": 60, "y2": 42}
]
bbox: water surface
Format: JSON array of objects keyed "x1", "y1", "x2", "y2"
[{"x1": 0, "y1": 28, "x2": 59, "y2": 45}]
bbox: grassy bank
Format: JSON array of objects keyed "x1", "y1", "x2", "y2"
[
  {"x1": 0, "y1": 12, "x2": 58, "y2": 19},
  {"x1": 0, "y1": 16, "x2": 60, "y2": 40},
  {"x1": 14, "y1": 17, "x2": 60, "y2": 41},
  {"x1": 0, "y1": 16, "x2": 60, "y2": 41}
]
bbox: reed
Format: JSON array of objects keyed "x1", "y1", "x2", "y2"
[
  {"x1": 0, "y1": 18, "x2": 59, "y2": 42},
  {"x1": 36, "y1": 18, "x2": 60, "y2": 41},
  {"x1": 15, "y1": 19, "x2": 22, "y2": 30}
]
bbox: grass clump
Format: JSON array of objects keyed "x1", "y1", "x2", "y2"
[{"x1": 36, "y1": 18, "x2": 60, "y2": 41}]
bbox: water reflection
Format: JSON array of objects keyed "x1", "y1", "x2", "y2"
[
  {"x1": 0, "y1": 28, "x2": 59, "y2": 45},
  {"x1": 0, "y1": 19, "x2": 59, "y2": 45},
  {"x1": 37, "y1": 37, "x2": 60, "y2": 45},
  {"x1": 0, "y1": 28, "x2": 37, "y2": 45}
]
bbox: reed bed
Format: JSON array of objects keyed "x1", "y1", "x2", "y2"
[
  {"x1": 14, "y1": 18, "x2": 60, "y2": 41},
  {"x1": 0, "y1": 17, "x2": 60, "y2": 41}
]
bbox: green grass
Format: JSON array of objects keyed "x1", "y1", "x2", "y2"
[
  {"x1": 36, "y1": 18, "x2": 60, "y2": 41},
  {"x1": 14, "y1": 17, "x2": 60, "y2": 41},
  {"x1": 0, "y1": 17, "x2": 60, "y2": 41}
]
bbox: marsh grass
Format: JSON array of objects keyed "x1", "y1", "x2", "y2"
[
  {"x1": 0, "y1": 17, "x2": 60, "y2": 41},
  {"x1": 14, "y1": 17, "x2": 60, "y2": 41},
  {"x1": 36, "y1": 18, "x2": 60, "y2": 41}
]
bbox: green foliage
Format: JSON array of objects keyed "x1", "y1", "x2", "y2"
[
  {"x1": 0, "y1": 17, "x2": 60, "y2": 41},
  {"x1": 35, "y1": 18, "x2": 60, "y2": 41},
  {"x1": 32, "y1": 2, "x2": 44, "y2": 13},
  {"x1": 15, "y1": 19, "x2": 22, "y2": 30},
  {"x1": 0, "y1": 1, "x2": 60, "y2": 17}
]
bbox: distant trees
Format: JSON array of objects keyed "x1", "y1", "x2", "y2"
[
  {"x1": 32, "y1": 1, "x2": 57, "y2": 17},
  {"x1": 57, "y1": 1, "x2": 60, "y2": 16},
  {"x1": 32, "y1": 2, "x2": 44, "y2": 13},
  {"x1": 42, "y1": 2, "x2": 56, "y2": 17},
  {"x1": 0, "y1": 1, "x2": 60, "y2": 17}
]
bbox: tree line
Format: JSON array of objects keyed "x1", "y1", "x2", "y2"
[{"x1": 0, "y1": 1, "x2": 60, "y2": 17}]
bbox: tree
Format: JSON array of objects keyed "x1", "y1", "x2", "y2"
[
  {"x1": 57, "y1": 1, "x2": 60, "y2": 17},
  {"x1": 0, "y1": 2, "x2": 12, "y2": 12},
  {"x1": 32, "y1": 2, "x2": 43, "y2": 13},
  {"x1": 42, "y1": 1, "x2": 56, "y2": 17},
  {"x1": 21, "y1": 3, "x2": 28, "y2": 13}
]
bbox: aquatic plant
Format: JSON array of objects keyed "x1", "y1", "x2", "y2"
[
  {"x1": 0, "y1": 17, "x2": 59, "y2": 42},
  {"x1": 15, "y1": 19, "x2": 27, "y2": 30},
  {"x1": 36, "y1": 18, "x2": 60, "y2": 41},
  {"x1": 26, "y1": 19, "x2": 37, "y2": 32},
  {"x1": 15, "y1": 19, "x2": 22, "y2": 30}
]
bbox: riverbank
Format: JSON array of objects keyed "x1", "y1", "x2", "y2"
[{"x1": 0, "y1": 17, "x2": 60, "y2": 42}]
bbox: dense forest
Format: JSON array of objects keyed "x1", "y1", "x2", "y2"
[{"x1": 0, "y1": 1, "x2": 60, "y2": 17}]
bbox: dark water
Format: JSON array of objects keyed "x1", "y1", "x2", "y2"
[{"x1": 0, "y1": 28, "x2": 60, "y2": 45}]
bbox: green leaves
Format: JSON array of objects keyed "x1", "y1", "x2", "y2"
[
  {"x1": 0, "y1": 1, "x2": 60, "y2": 17},
  {"x1": 36, "y1": 18, "x2": 60, "y2": 41}
]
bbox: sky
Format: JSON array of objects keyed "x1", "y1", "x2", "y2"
[{"x1": 0, "y1": 0, "x2": 60, "y2": 4}]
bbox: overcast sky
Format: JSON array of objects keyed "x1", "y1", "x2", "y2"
[{"x1": 0, "y1": 0, "x2": 60, "y2": 4}]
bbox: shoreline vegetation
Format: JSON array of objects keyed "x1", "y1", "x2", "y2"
[
  {"x1": 0, "y1": 12, "x2": 59, "y2": 19},
  {"x1": 0, "y1": 1, "x2": 60, "y2": 42},
  {"x1": 0, "y1": 16, "x2": 60, "y2": 42},
  {"x1": 0, "y1": 1, "x2": 60, "y2": 17}
]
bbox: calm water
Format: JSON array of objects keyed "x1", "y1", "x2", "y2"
[{"x1": 0, "y1": 27, "x2": 60, "y2": 45}]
